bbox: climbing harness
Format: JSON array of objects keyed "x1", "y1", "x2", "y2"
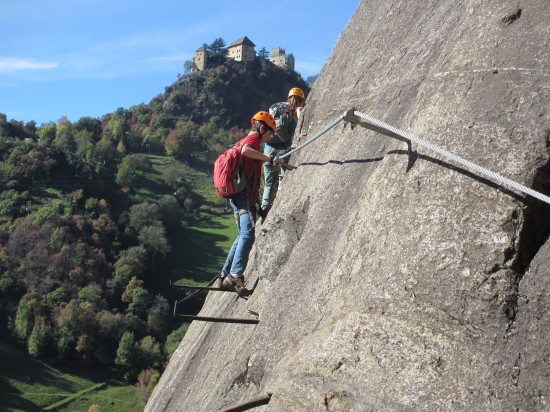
[{"x1": 283, "y1": 108, "x2": 550, "y2": 206}]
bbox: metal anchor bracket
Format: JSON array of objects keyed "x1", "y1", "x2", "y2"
[{"x1": 343, "y1": 107, "x2": 412, "y2": 147}]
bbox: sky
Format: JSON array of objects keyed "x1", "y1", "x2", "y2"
[{"x1": 0, "y1": 0, "x2": 360, "y2": 126}]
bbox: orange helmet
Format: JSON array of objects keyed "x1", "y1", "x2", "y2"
[
  {"x1": 288, "y1": 87, "x2": 305, "y2": 99},
  {"x1": 251, "y1": 111, "x2": 276, "y2": 132}
]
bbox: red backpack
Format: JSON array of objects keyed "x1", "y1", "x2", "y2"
[{"x1": 213, "y1": 141, "x2": 254, "y2": 198}]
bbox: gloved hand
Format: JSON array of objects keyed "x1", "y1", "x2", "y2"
[{"x1": 269, "y1": 149, "x2": 288, "y2": 166}]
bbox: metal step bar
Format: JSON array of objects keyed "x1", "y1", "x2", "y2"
[{"x1": 219, "y1": 393, "x2": 272, "y2": 412}]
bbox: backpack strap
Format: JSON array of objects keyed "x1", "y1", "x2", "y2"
[{"x1": 233, "y1": 140, "x2": 258, "y2": 196}]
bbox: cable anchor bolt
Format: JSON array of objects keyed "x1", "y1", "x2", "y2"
[{"x1": 342, "y1": 107, "x2": 363, "y2": 130}]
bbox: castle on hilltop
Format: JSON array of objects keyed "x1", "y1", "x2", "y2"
[{"x1": 192, "y1": 36, "x2": 295, "y2": 72}]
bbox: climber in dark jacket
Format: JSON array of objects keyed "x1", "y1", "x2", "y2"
[{"x1": 260, "y1": 87, "x2": 306, "y2": 215}]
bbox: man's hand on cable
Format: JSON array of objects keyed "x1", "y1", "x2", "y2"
[{"x1": 269, "y1": 149, "x2": 288, "y2": 166}]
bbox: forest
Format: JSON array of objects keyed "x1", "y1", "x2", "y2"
[{"x1": 0, "y1": 104, "x2": 238, "y2": 383}]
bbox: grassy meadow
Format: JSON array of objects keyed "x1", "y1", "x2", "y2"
[{"x1": 0, "y1": 338, "x2": 143, "y2": 412}]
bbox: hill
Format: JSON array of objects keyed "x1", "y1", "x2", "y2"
[{"x1": 164, "y1": 59, "x2": 310, "y2": 128}]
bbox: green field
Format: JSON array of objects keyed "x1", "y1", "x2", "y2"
[
  {"x1": 1, "y1": 154, "x2": 237, "y2": 411},
  {"x1": 0, "y1": 338, "x2": 144, "y2": 412},
  {"x1": 134, "y1": 155, "x2": 237, "y2": 292}
]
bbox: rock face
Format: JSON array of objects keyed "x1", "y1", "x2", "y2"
[{"x1": 146, "y1": 0, "x2": 550, "y2": 410}]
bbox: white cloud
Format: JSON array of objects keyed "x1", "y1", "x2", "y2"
[{"x1": 0, "y1": 57, "x2": 58, "y2": 72}]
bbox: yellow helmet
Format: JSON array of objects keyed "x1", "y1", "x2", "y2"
[
  {"x1": 288, "y1": 87, "x2": 305, "y2": 99},
  {"x1": 251, "y1": 111, "x2": 276, "y2": 132}
]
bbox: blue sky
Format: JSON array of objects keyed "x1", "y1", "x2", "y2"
[{"x1": 0, "y1": 0, "x2": 359, "y2": 125}]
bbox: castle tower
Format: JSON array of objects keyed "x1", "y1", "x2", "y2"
[
  {"x1": 270, "y1": 47, "x2": 287, "y2": 68},
  {"x1": 193, "y1": 46, "x2": 207, "y2": 71},
  {"x1": 227, "y1": 36, "x2": 256, "y2": 62},
  {"x1": 286, "y1": 53, "x2": 295, "y2": 72}
]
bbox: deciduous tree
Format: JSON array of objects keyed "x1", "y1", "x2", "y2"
[
  {"x1": 115, "y1": 331, "x2": 138, "y2": 380},
  {"x1": 27, "y1": 317, "x2": 50, "y2": 357}
]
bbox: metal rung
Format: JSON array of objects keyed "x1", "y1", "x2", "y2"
[
  {"x1": 170, "y1": 283, "x2": 232, "y2": 292},
  {"x1": 175, "y1": 314, "x2": 259, "y2": 324},
  {"x1": 219, "y1": 393, "x2": 272, "y2": 412}
]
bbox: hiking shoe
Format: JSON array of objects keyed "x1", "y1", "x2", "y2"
[
  {"x1": 213, "y1": 275, "x2": 224, "y2": 289},
  {"x1": 222, "y1": 275, "x2": 251, "y2": 296}
]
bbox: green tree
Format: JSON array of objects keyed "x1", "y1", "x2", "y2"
[
  {"x1": 84, "y1": 198, "x2": 99, "y2": 218},
  {"x1": 115, "y1": 331, "x2": 138, "y2": 379},
  {"x1": 165, "y1": 323, "x2": 189, "y2": 359},
  {"x1": 74, "y1": 129, "x2": 95, "y2": 165},
  {"x1": 162, "y1": 164, "x2": 187, "y2": 190},
  {"x1": 206, "y1": 38, "x2": 227, "y2": 65},
  {"x1": 74, "y1": 116, "x2": 99, "y2": 135},
  {"x1": 127, "y1": 287, "x2": 152, "y2": 318},
  {"x1": 95, "y1": 310, "x2": 128, "y2": 364},
  {"x1": 147, "y1": 295, "x2": 170, "y2": 338},
  {"x1": 102, "y1": 108, "x2": 129, "y2": 143},
  {"x1": 128, "y1": 202, "x2": 161, "y2": 234},
  {"x1": 15, "y1": 298, "x2": 32, "y2": 340},
  {"x1": 150, "y1": 94, "x2": 164, "y2": 114},
  {"x1": 109, "y1": 247, "x2": 146, "y2": 291},
  {"x1": 27, "y1": 317, "x2": 50, "y2": 357},
  {"x1": 183, "y1": 60, "x2": 194, "y2": 74},
  {"x1": 56, "y1": 300, "x2": 96, "y2": 359},
  {"x1": 0, "y1": 273, "x2": 16, "y2": 297},
  {"x1": 0, "y1": 113, "x2": 8, "y2": 138},
  {"x1": 49, "y1": 226, "x2": 71, "y2": 252},
  {"x1": 95, "y1": 138, "x2": 117, "y2": 164},
  {"x1": 75, "y1": 333, "x2": 95, "y2": 360},
  {"x1": 136, "y1": 336, "x2": 162, "y2": 370},
  {"x1": 164, "y1": 121, "x2": 199, "y2": 159},
  {"x1": 116, "y1": 156, "x2": 138, "y2": 187},
  {"x1": 68, "y1": 189, "x2": 84, "y2": 214},
  {"x1": 112, "y1": 264, "x2": 134, "y2": 290},
  {"x1": 38, "y1": 123, "x2": 56, "y2": 143},
  {"x1": 137, "y1": 369, "x2": 160, "y2": 400},
  {"x1": 53, "y1": 122, "x2": 76, "y2": 164},
  {"x1": 122, "y1": 277, "x2": 144, "y2": 303},
  {"x1": 138, "y1": 226, "x2": 170, "y2": 260},
  {"x1": 34, "y1": 204, "x2": 61, "y2": 225},
  {"x1": 157, "y1": 195, "x2": 181, "y2": 228},
  {"x1": 7, "y1": 144, "x2": 29, "y2": 165},
  {"x1": 47, "y1": 286, "x2": 69, "y2": 306},
  {"x1": 78, "y1": 283, "x2": 103, "y2": 309},
  {"x1": 258, "y1": 47, "x2": 270, "y2": 59}
]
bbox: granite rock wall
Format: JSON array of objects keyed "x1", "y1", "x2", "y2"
[{"x1": 146, "y1": 0, "x2": 550, "y2": 410}]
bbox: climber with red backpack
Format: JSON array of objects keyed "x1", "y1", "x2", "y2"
[
  {"x1": 260, "y1": 87, "x2": 306, "y2": 217},
  {"x1": 213, "y1": 111, "x2": 285, "y2": 296}
]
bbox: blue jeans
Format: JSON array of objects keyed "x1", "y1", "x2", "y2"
[
  {"x1": 222, "y1": 194, "x2": 256, "y2": 278},
  {"x1": 261, "y1": 143, "x2": 291, "y2": 209}
]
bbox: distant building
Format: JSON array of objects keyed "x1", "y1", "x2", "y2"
[
  {"x1": 227, "y1": 36, "x2": 256, "y2": 62},
  {"x1": 192, "y1": 37, "x2": 295, "y2": 72},
  {"x1": 270, "y1": 47, "x2": 295, "y2": 72},
  {"x1": 193, "y1": 46, "x2": 207, "y2": 71}
]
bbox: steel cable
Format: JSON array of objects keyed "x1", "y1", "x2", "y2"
[
  {"x1": 351, "y1": 109, "x2": 550, "y2": 206},
  {"x1": 279, "y1": 115, "x2": 345, "y2": 159}
]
